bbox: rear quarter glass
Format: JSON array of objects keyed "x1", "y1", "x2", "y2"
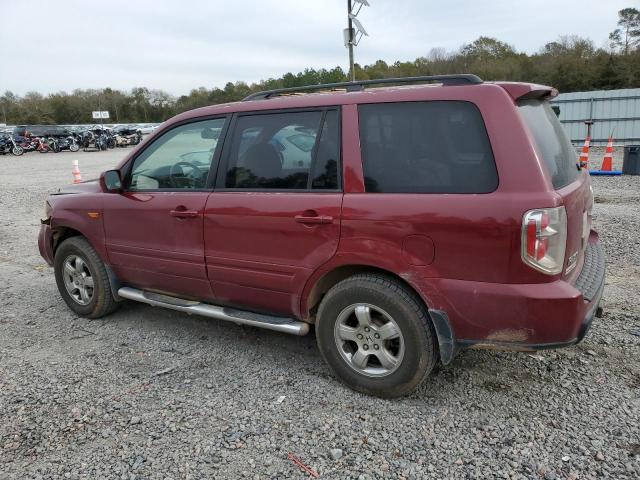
[
  {"x1": 357, "y1": 101, "x2": 498, "y2": 194},
  {"x1": 518, "y1": 100, "x2": 579, "y2": 189}
]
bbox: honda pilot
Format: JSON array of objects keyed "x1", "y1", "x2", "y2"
[{"x1": 39, "y1": 75, "x2": 605, "y2": 397}]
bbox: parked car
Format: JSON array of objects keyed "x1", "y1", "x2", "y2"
[
  {"x1": 38, "y1": 75, "x2": 605, "y2": 397},
  {"x1": 136, "y1": 124, "x2": 159, "y2": 135}
]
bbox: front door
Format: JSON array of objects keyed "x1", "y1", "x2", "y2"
[
  {"x1": 103, "y1": 117, "x2": 227, "y2": 300},
  {"x1": 204, "y1": 109, "x2": 342, "y2": 315}
]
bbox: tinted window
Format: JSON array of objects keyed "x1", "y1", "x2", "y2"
[
  {"x1": 128, "y1": 118, "x2": 224, "y2": 190},
  {"x1": 358, "y1": 101, "x2": 498, "y2": 193},
  {"x1": 224, "y1": 110, "x2": 339, "y2": 190},
  {"x1": 311, "y1": 110, "x2": 340, "y2": 189},
  {"x1": 518, "y1": 100, "x2": 579, "y2": 189}
]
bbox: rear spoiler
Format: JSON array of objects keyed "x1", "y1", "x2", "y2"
[{"x1": 494, "y1": 82, "x2": 559, "y2": 102}]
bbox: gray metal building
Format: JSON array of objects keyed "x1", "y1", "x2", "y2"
[{"x1": 550, "y1": 88, "x2": 640, "y2": 146}]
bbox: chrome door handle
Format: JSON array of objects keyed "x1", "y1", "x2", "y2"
[
  {"x1": 169, "y1": 209, "x2": 199, "y2": 218},
  {"x1": 294, "y1": 214, "x2": 333, "y2": 225}
]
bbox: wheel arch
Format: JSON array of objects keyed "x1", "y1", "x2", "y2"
[
  {"x1": 51, "y1": 225, "x2": 83, "y2": 257},
  {"x1": 51, "y1": 224, "x2": 121, "y2": 302},
  {"x1": 303, "y1": 264, "x2": 459, "y2": 366},
  {"x1": 303, "y1": 264, "x2": 428, "y2": 322}
]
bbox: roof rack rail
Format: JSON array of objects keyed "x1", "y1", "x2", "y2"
[{"x1": 242, "y1": 74, "x2": 483, "y2": 101}]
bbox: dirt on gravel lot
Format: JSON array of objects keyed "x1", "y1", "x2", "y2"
[{"x1": 1, "y1": 150, "x2": 639, "y2": 480}]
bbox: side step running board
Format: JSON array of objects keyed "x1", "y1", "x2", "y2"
[{"x1": 117, "y1": 287, "x2": 310, "y2": 336}]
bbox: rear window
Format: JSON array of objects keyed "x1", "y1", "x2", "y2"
[
  {"x1": 358, "y1": 101, "x2": 498, "y2": 193},
  {"x1": 518, "y1": 100, "x2": 579, "y2": 189}
]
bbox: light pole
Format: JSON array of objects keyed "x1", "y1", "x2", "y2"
[{"x1": 345, "y1": 0, "x2": 369, "y2": 82}]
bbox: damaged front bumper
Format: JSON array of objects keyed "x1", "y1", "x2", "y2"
[{"x1": 38, "y1": 218, "x2": 54, "y2": 266}]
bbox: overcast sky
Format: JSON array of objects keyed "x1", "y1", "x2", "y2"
[{"x1": 0, "y1": 0, "x2": 631, "y2": 96}]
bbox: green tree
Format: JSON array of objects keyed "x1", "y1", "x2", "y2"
[{"x1": 609, "y1": 7, "x2": 640, "y2": 54}]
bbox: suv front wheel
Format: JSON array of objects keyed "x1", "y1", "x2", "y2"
[
  {"x1": 54, "y1": 236, "x2": 118, "y2": 319},
  {"x1": 316, "y1": 274, "x2": 438, "y2": 398}
]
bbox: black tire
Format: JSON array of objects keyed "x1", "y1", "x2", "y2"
[
  {"x1": 316, "y1": 274, "x2": 437, "y2": 398},
  {"x1": 54, "y1": 236, "x2": 118, "y2": 319}
]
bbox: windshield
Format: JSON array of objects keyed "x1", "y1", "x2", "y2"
[{"x1": 518, "y1": 100, "x2": 580, "y2": 189}]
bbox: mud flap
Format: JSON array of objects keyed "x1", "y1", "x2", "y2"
[
  {"x1": 105, "y1": 264, "x2": 122, "y2": 302},
  {"x1": 428, "y1": 309, "x2": 457, "y2": 366}
]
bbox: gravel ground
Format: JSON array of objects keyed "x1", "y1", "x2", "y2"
[{"x1": 1, "y1": 150, "x2": 639, "y2": 480}]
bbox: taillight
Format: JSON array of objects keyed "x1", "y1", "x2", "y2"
[{"x1": 521, "y1": 207, "x2": 567, "y2": 274}]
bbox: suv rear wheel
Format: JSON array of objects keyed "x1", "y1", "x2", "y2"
[
  {"x1": 54, "y1": 236, "x2": 118, "y2": 318},
  {"x1": 316, "y1": 274, "x2": 437, "y2": 398}
]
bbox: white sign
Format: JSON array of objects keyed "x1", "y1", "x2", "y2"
[{"x1": 92, "y1": 111, "x2": 110, "y2": 119}]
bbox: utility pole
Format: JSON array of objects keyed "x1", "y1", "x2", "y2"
[
  {"x1": 347, "y1": 0, "x2": 355, "y2": 81},
  {"x1": 345, "y1": 0, "x2": 369, "y2": 82}
]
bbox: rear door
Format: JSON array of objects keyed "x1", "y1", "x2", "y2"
[
  {"x1": 518, "y1": 100, "x2": 592, "y2": 279},
  {"x1": 204, "y1": 108, "x2": 342, "y2": 315},
  {"x1": 103, "y1": 117, "x2": 227, "y2": 300}
]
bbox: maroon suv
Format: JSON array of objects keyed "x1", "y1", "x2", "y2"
[{"x1": 39, "y1": 75, "x2": 605, "y2": 397}]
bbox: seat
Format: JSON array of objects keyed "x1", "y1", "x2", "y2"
[{"x1": 242, "y1": 143, "x2": 282, "y2": 180}]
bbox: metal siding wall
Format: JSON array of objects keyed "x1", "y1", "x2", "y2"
[{"x1": 550, "y1": 88, "x2": 640, "y2": 145}]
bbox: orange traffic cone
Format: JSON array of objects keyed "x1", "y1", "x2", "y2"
[
  {"x1": 600, "y1": 137, "x2": 613, "y2": 171},
  {"x1": 578, "y1": 136, "x2": 590, "y2": 169},
  {"x1": 72, "y1": 159, "x2": 82, "y2": 184}
]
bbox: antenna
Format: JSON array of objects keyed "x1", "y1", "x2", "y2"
[{"x1": 344, "y1": 0, "x2": 370, "y2": 82}]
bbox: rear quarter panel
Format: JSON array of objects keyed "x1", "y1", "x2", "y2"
[
  {"x1": 333, "y1": 85, "x2": 562, "y2": 288},
  {"x1": 299, "y1": 86, "x2": 583, "y2": 339}
]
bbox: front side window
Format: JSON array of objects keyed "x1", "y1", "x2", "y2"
[
  {"x1": 224, "y1": 110, "x2": 340, "y2": 190},
  {"x1": 358, "y1": 101, "x2": 498, "y2": 193},
  {"x1": 128, "y1": 118, "x2": 225, "y2": 190}
]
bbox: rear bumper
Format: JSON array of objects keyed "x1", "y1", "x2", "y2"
[
  {"x1": 420, "y1": 235, "x2": 605, "y2": 362},
  {"x1": 571, "y1": 239, "x2": 606, "y2": 345}
]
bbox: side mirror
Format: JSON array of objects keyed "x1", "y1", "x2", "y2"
[{"x1": 101, "y1": 170, "x2": 122, "y2": 193}]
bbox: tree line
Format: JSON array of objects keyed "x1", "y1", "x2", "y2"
[{"x1": 2, "y1": 7, "x2": 638, "y2": 126}]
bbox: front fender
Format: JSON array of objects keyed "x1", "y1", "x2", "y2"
[{"x1": 49, "y1": 192, "x2": 107, "y2": 263}]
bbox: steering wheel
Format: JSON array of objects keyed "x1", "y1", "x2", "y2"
[{"x1": 169, "y1": 161, "x2": 204, "y2": 188}]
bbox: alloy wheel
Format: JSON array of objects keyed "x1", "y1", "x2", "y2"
[
  {"x1": 334, "y1": 303, "x2": 405, "y2": 377},
  {"x1": 62, "y1": 255, "x2": 95, "y2": 305}
]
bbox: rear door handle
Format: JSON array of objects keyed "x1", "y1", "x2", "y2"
[
  {"x1": 294, "y1": 214, "x2": 333, "y2": 225},
  {"x1": 170, "y1": 209, "x2": 199, "y2": 219}
]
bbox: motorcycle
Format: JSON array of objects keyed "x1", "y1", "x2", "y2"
[
  {"x1": 81, "y1": 128, "x2": 109, "y2": 151},
  {"x1": 0, "y1": 135, "x2": 24, "y2": 156},
  {"x1": 35, "y1": 137, "x2": 53, "y2": 153},
  {"x1": 114, "y1": 128, "x2": 142, "y2": 147},
  {"x1": 68, "y1": 135, "x2": 80, "y2": 152},
  {"x1": 55, "y1": 135, "x2": 80, "y2": 152},
  {"x1": 104, "y1": 129, "x2": 116, "y2": 149},
  {"x1": 47, "y1": 137, "x2": 61, "y2": 153},
  {"x1": 81, "y1": 131, "x2": 96, "y2": 151},
  {"x1": 95, "y1": 132, "x2": 108, "y2": 151},
  {"x1": 17, "y1": 136, "x2": 38, "y2": 153}
]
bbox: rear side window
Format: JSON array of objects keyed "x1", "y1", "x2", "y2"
[
  {"x1": 358, "y1": 101, "x2": 498, "y2": 193},
  {"x1": 518, "y1": 100, "x2": 579, "y2": 189},
  {"x1": 223, "y1": 109, "x2": 340, "y2": 190}
]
